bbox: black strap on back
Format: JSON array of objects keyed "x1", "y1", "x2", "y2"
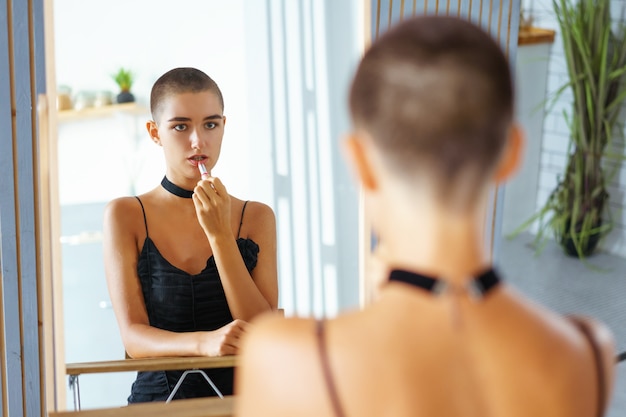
[
  {"x1": 316, "y1": 320, "x2": 346, "y2": 417},
  {"x1": 570, "y1": 317, "x2": 606, "y2": 417}
]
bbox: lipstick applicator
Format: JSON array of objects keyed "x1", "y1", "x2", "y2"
[
  {"x1": 198, "y1": 162, "x2": 217, "y2": 192},
  {"x1": 198, "y1": 162, "x2": 210, "y2": 179}
]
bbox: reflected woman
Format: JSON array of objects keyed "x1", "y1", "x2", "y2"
[
  {"x1": 236, "y1": 17, "x2": 615, "y2": 417},
  {"x1": 103, "y1": 67, "x2": 278, "y2": 403}
]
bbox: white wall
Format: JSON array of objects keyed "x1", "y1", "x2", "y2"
[
  {"x1": 502, "y1": 42, "x2": 553, "y2": 236},
  {"x1": 54, "y1": 0, "x2": 256, "y2": 204},
  {"x1": 520, "y1": 0, "x2": 626, "y2": 257}
]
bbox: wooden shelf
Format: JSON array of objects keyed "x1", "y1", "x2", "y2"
[
  {"x1": 518, "y1": 27, "x2": 556, "y2": 46},
  {"x1": 57, "y1": 102, "x2": 148, "y2": 122},
  {"x1": 66, "y1": 355, "x2": 237, "y2": 376}
]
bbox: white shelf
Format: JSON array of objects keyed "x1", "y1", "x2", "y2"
[{"x1": 57, "y1": 102, "x2": 148, "y2": 122}]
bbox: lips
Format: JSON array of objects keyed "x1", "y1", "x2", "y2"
[{"x1": 188, "y1": 155, "x2": 208, "y2": 166}]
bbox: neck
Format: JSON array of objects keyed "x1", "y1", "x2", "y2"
[
  {"x1": 374, "y1": 197, "x2": 490, "y2": 284},
  {"x1": 165, "y1": 169, "x2": 202, "y2": 190},
  {"x1": 161, "y1": 175, "x2": 195, "y2": 198}
]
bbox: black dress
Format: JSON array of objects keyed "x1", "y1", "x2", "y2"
[{"x1": 128, "y1": 197, "x2": 258, "y2": 403}]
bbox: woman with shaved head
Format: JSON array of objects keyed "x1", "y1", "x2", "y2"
[
  {"x1": 104, "y1": 68, "x2": 278, "y2": 403},
  {"x1": 236, "y1": 16, "x2": 615, "y2": 417}
]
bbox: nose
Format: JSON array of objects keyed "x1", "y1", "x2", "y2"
[{"x1": 189, "y1": 127, "x2": 203, "y2": 150}]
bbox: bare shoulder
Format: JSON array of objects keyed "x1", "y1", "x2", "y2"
[
  {"x1": 242, "y1": 200, "x2": 275, "y2": 222},
  {"x1": 241, "y1": 313, "x2": 315, "y2": 363},
  {"x1": 504, "y1": 288, "x2": 615, "y2": 355},
  {"x1": 105, "y1": 195, "x2": 141, "y2": 210},
  {"x1": 232, "y1": 198, "x2": 276, "y2": 239},
  {"x1": 103, "y1": 194, "x2": 150, "y2": 243},
  {"x1": 236, "y1": 314, "x2": 318, "y2": 417},
  {"x1": 103, "y1": 196, "x2": 143, "y2": 228},
  {"x1": 567, "y1": 315, "x2": 615, "y2": 350},
  {"x1": 567, "y1": 315, "x2": 616, "y2": 395}
]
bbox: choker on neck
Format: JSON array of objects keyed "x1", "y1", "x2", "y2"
[
  {"x1": 388, "y1": 268, "x2": 500, "y2": 300},
  {"x1": 161, "y1": 176, "x2": 194, "y2": 198}
]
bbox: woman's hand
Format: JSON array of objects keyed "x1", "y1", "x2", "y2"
[
  {"x1": 193, "y1": 176, "x2": 232, "y2": 241},
  {"x1": 199, "y1": 319, "x2": 248, "y2": 357}
]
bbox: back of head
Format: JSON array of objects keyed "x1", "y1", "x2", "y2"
[
  {"x1": 150, "y1": 67, "x2": 224, "y2": 122},
  {"x1": 349, "y1": 16, "x2": 513, "y2": 206}
]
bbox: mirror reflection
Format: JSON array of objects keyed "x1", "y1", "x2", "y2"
[
  {"x1": 54, "y1": 0, "x2": 361, "y2": 409},
  {"x1": 50, "y1": 0, "x2": 626, "y2": 413}
]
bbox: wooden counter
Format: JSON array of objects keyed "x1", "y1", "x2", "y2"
[
  {"x1": 49, "y1": 396, "x2": 234, "y2": 417},
  {"x1": 66, "y1": 355, "x2": 237, "y2": 376}
]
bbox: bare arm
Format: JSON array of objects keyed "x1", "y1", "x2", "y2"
[
  {"x1": 103, "y1": 197, "x2": 247, "y2": 358},
  {"x1": 193, "y1": 177, "x2": 278, "y2": 321}
]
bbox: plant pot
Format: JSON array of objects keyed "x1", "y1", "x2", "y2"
[
  {"x1": 560, "y1": 220, "x2": 603, "y2": 258},
  {"x1": 116, "y1": 91, "x2": 135, "y2": 104}
]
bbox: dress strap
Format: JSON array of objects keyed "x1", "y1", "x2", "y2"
[
  {"x1": 316, "y1": 320, "x2": 346, "y2": 417},
  {"x1": 569, "y1": 316, "x2": 606, "y2": 417},
  {"x1": 237, "y1": 201, "x2": 249, "y2": 238},
  {"x1": 134, "y1": 196, "x2": 149, "y2": 237}
]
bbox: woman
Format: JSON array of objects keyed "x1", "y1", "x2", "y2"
[
  {"x1": 236, "y1": 16, "x2": 615, "y2": 417},
  {"x1": 103, "y1": 67, "x2": 278, "y2": 403}
]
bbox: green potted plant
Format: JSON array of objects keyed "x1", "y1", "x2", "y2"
[
  {"x1": 112, "y1": 67, "x2": 135, "y2": 104},
  {"x1": 513, "y1": 0, "x2": 626, "y2": 258}
]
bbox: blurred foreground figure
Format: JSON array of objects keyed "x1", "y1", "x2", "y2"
[{"x1": 236, "y1": 16, "x2": 615, "y2": 417}]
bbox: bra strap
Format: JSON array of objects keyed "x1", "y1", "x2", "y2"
[
  {"x1": 134, "y1": 196, "x2": 149, "y2": 237},
  {"x1": 569, "y1": 317, "x2": 606, "y2": 417},
  {"x1": 316, "y1": 320, "x2": 346, "y2": 417},
  {"x1": 237, "y1": 201, "x2": 249, "y2": 238}
]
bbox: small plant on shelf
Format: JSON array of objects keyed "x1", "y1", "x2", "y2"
[{"x1": 112, "y1": 67, "x2": 135, "y2": 104}]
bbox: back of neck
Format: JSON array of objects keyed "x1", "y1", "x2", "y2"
[{"x1": 375, "y1": 206, "x2": 490, "y2": 285}]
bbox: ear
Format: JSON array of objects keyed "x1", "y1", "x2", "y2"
[
  {"x1": 493, "y1": 123, "x2": 524, "y2": 183},
  {"x1": 146, "y1": 120, "x2": 161, "y2": 146},
  {"x1": 342, "y1": 132, "x2": 378, "y2": 191},
  {"x1": 222, "y1": 115, "x2": 227, "y2": 127}
]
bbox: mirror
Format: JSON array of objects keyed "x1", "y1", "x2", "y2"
[{"x1": 51, "y1": 0, "x2": 363, "y2": 409}]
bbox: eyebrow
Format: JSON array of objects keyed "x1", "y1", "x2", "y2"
[{"x1": 167, "y1": 114, "x2": 223, "y2": 122}]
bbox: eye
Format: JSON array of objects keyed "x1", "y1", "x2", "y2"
[
  {"x1": 205, "y1": 122, "x2": 217, "y2": 130},
  {"x1": 173, "y1": 124, "x2": 187, "y2": 132}
]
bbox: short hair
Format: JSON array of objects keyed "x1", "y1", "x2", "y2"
[
  {"x1": 349, "y1": 16, "x2": 514, "y2": 204},
  {"x1": 150, "y1": 67, "x2": 225, "y2": 122}
]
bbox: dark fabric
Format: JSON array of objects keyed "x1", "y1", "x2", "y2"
[
  {"x1": 388, "y1": 268, "x2": 501, "y2": 298},
  {"x1": 128, "y1": 198, "x2": 258, "y2": 403}
]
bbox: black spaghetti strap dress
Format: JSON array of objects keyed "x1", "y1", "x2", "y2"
[{"x1": 128, "y1": 198, "x2": 258, "y2": 403}]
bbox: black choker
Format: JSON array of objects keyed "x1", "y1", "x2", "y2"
[
  {"x1": 388, "y1": 268, "x2": 500, "y2": 299},
  {"x1": 161, "y1": 176, "x2": 194, "y2": 198}
]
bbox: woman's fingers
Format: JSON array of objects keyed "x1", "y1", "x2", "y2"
[
  {"x1": 210, "y1": 177, "x2": 227, "y2": 195},
  {"x1": 193, "y1": 177, "x2": 227, "y2": 204},
  {"x1": 209, "y1": 320, "x2": 249, "y2": 356}
]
